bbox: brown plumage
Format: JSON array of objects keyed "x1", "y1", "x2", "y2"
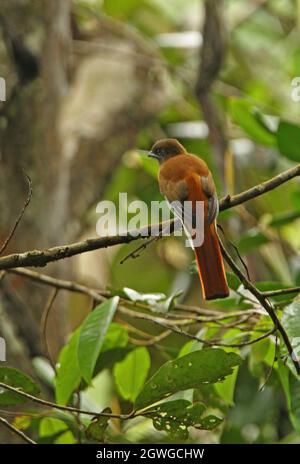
[{"x1": 149, "y1": 138, "x2": 229, "y2": 300}]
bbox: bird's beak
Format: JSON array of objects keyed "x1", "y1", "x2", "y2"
[{"x1": 148, "y1": 151, "x2": 160, "y2": 160}]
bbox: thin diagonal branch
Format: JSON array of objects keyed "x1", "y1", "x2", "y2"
[
  {"x1": 0, "y1": 173, "x2": 32, "y2": 255},
  {"x1": 40, "y1": 288, "x2": 59, "y2": 370},
  {"x1": 262, "y1": 286, "x2": 300, "y2": 297},
  {"x1": 0, "y1": 415, "x2": 36, "y2": 444}
]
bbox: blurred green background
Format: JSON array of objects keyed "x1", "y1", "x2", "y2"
[{"x1": 1, "y1": 0, "x2": 300, "y2": 445}]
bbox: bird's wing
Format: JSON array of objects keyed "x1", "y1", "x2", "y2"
[{"x1": 201, "y1": 173, "x2": 219, "y2": 225}]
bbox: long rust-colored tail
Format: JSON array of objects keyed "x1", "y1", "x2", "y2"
[{"x1": 194, "y1": 223, "x2": 229, "y2": 300}]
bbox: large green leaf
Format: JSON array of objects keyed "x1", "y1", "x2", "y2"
[
  {"x1": 282, "y1": 300, "x2": 300, "y2": 373},
  {"x1": 114, "y1": 347, "x2": 151, "y2": 402},
  {"x1": 277, "y1": 121, "x2": 300, "y2": 162},
  {"x1": 148, "y1": 399, "x2": 222, "y2": 439},
  {"x1": 135, "y1": 349, "x2": 243, "y2": 410},
  {"x1": 55, "y1": 329, "x2": 81, "y2": 405},
  {"x1": 78, "y1": 297, "x2": 119, "y2": 383},
  {"x1": 277, "y1": 360, "x2": 300, "y2": 435},
  {"x1": 229, "y1": 98, "x2": 275, "y2": 146},
  {"x1": 214, "y1": 335, "x2": 240, "y2": 406},
  {"x1": 0, "y1": 367, "x2": 40, "y2": 406},
  {"x1": 290, "y1": 375, "x2": 300, "y2": 434}
]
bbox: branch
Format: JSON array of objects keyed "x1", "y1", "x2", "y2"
[
  {"x1": 219, "y1": 164, "x2": 300, "y2": 211},
  {"x1": 0, "y1": 163, "x2": 299, "y2": 271},
  {"x1": 7, "y1": 267, "x2": 262, "y2": 322},
  {"x1": 0, "y1": 415, "x2": 36, "y2": 444},
  {"x1": 0, "y1": 382, "x2": 132, "y2": 420},
  {"x1": 262, "y1": 286, "x2": 300, "y2": 297},
  {"x1": 219, "y1": 239, "x2": 300, "y2": 375}
]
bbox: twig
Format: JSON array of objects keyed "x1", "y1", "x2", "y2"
[
  {"x1": 142, "y1": 318, "x2": 276, "y2": 348},
  {"x1": 129, "y1": 330, "x2": 172, "y2": 346},
  {"x1": 120, "y1": 235, "x2": 162, "y2": 264},
  {"x1": 40, "y1": 288, "x2": 59, "y2": 371},
  {"x1": 8, "y1": 268, "x2": 261, "y2": 322},
  {"x1": 259, "y1": 331, "x2": 279, "y2": 392},
  {"x1": 262, "y1": 287, "x2": 300, "y2": 297},
  {"x1": 8, "y1": 267, "x2": 108, "y2": 300},
  {"x1": 0, "y1": 173, "x2": 33, "y2": 255},
  {"x1": 0, "y1": 415, "x2": 36, "y2": 444},
  {"x1": 217, "y1": 224, "x2": 251, "y2": 280},
  {"x1": 0, "y1": 164, "x2": 298, "y2": 271},
  {"x1": 219, "y1": 164, "x2": 300, "y2": 211},
  {"x1": 0, "y1": 382, "x2": 133, "y2": 420},
  {"x1": 219, "y1": 239, "x2": 300, "y2": 375}
]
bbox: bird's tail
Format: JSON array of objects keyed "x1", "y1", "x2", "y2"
[{"x1": 194, "y1": 223, "x2": 229, "y2": 300}]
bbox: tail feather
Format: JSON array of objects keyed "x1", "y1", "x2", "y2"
[{"x1": 194, "y1": 224, "x2": 229, "y2": 300}]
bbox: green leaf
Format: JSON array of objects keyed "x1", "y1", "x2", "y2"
[
  {"x1": 78, "y1": 297, "x2": 119, "y2": 383},
  {"x1": 135, "y1": 349, "x2": 243, "y2": 410},
  {"x1": 114, "y1": 347, "x2": 151, "y2": 402},
  {"x1": 277, "y1": 121, "x2": 300, "y2": 162},
  {"x1": 290, "y1": 375, "x2": 300, "y2": 434},
  {"x1": 101, "y1": 323, "x2": 128, "y2": 353},
  {"x1": 148, "y1": 400, "x2": 222, "y2": 439},
  {"x1": 278, "y1": 361, "x2": 300, "y2": 435},
  {"x1": 39, "y1": 417, "x2": 75, "y2": 444},
  {"x1": 55, "y1": 329, "x2": 81, "y2": 405},
  {"x1": 199, "y1": 415, "x2": 223, "y2": 430},
  {"x1": 226, "y1": 272, "x2": 240, "y2": 291},
  {"x1": 85, "y1": 408, "x2": 111, "y2": 443},
  {"x1": 0, "y1": 367, "x2": 40, "y2": 406},
  {"x1": 214, "y1": 364, "x2": 239, "y2": 406},
  {"x1": 151, "y1": 290, "x2": 183, "y2": 314},
  {"x1": 94, "y1": 348, "x2": 131, "y2": 376},
  {"x1": 229, "y1": 98, "x2": 276, "y2": 146},
  {"x1": 282, "y1": 300, "x2": 300, "y2": 374},
  {"x1": 12, "y1": 415, "x2": 32, "y2": 431}
]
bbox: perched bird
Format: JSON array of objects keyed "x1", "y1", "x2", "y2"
[{"x1": 148, "y1": 138, "x2": 229, "y2": 301}]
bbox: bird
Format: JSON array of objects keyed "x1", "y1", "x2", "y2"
[{"x1": 148, "y1": 138, "x2": 229, "y2": 301}]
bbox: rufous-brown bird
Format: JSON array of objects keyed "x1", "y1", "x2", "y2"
[{"x1": 148, "y1": 138, "x2": 229, "y2": 301}]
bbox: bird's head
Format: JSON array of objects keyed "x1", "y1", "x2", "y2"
[{"x1": 148, "y1": 138, "x2": 186, "y2": 163}]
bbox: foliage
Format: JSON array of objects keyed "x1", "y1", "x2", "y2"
[{"x1": 2, "y1": 0, "x2": 300, "y2": 446}]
